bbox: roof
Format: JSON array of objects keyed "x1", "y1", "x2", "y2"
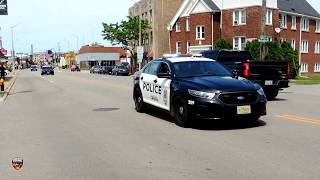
[
  {"x1": 202, "y1": 0, "x2": 220, "y2": 11},
  {"x1": 168, "y1": 0, "x2": 220, "y2": 31},
  {"x1": 79, "y1": 45, "x2": 126, "y2": 57},
  {"x1": 278, "y1": 0, "x2": 320, "y2": 18},
  {"x1": 165, "y1": 57, "x2": 215, "y2": 63}
]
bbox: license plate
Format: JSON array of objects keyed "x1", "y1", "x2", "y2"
[
  {"x1": 265, "y1": 80, "x2": 273, "y2": 85},
  {"x1": 237, "y1": 105, "x2": 251, "y2": 115}
]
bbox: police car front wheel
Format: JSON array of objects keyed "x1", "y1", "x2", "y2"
[
  {"x1": 134, "y1": 89, "x2": 145, "y2": 112},
  {"x1": 174, "y1": 97, "x2": 191, "y2": 127}
]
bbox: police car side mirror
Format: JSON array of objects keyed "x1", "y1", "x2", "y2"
[{"x1": 158, "y1": 72, "x2": 172, "y2": 79}]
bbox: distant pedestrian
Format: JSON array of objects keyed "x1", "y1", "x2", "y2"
[{"x1": 0, "y1": 64, "x2": 5, "y2": 79}]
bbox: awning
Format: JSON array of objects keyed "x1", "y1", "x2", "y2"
[{"x1": 189, "y1": 45, "x2": 212, "y2": 54}]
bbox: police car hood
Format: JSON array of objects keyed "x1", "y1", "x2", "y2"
[{"x1": 179, "y1": 76, "x2": 257, "y2": 92}]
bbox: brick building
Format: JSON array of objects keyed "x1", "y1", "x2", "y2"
[{"x1": 168, "y1": 0, "x2": 320, "y2": 75}]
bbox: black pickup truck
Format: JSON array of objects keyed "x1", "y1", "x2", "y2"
[{"x1": 201, "y1": 50, "x2": 290, "y2": 100}]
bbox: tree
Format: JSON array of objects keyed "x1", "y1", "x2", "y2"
[
  {"x1": 245, "y1": 40, "x2": 261, "y2": 60},
  {"x1": 214, "y1": 38, "x2": 232, "y2": 50},
  {"x1": 102, "y1": 16, "x2": 150, "y2": 72},
  {"x1": 245, "y1": 40, "x2": 299, "y2": 78}
]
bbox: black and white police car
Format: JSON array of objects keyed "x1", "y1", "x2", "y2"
[{"x1": 133, "y1": 55, "x2": 267, "y2": 127}]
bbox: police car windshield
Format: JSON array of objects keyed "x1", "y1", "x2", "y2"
[
  {"x1": 42, "y1": 66, "x2": 52, "y2": 70},
  {"x1": 173, "y1": 61, "x2": 231, "y2": 78}
]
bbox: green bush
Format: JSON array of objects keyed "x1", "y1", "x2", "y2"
[
  {"x1": 245, "y1": 40, "x2": 299, "y2": 79},
  {"x1": 214, "y1": 38, "x2": 232, "y2": 50}
]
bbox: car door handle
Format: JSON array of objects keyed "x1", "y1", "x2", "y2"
[
  {"x1": 154, "y1": 79, "x2": 157, "y2": 83},
  {"x1": 141, "y1": 76, "x2": 143, "y2": 80}
]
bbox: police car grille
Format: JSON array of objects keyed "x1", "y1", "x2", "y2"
[{"x1": 218, "y1": 92, "x2": 258, "y2": 105}]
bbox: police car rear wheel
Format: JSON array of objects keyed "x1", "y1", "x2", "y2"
[
  {"x1": 134, "y1": 89, "x2": 145, "y2": 112},
  {"x1": 174, "y1": 98, "x2": 190, "y2": 127}
]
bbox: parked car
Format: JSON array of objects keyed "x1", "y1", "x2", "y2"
[
  {"x1": 30, "y1": 65, "x2": 38, "y2": 71},
  {"x1": 112, "y1": 65, "x2": 129, "y2": 76},
  {"x1": 71, "y1": 65, "x2": 81, "y2": 72},
  {"x1": 41, "y1": 65, "x2": 54, "y2": 75},
  {"x1": 201, "y1": 50, "x2": 290, "y2": 100},
  {"x1": 90, "y1": 66, "x2": 102, "y2": 74},
  {"x1": 101, "y1": 66, "x2": 114, "y2": 75}
]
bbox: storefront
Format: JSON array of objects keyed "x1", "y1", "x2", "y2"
[{"x1": 76, "y1": 45, "x2": 126, "y2": 69}]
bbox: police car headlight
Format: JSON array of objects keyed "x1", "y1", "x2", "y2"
[
  {"x1": 188, "y1": 89, "x2": 219, "y2": 99},
  {"x1": 257, "y1": 88, "x2": 265, "y2": 96},
  {"x1": 254, "y1": 84, "x2": 265, "y2": 96}
]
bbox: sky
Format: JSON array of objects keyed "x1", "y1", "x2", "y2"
[
  {"x1": 0, "y1": 0, "x2": 134, "y2": 53},
  {"x1": 0, "y1": 0, "x2": 319, "y2": 54}
]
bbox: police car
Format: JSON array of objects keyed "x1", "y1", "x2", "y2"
[{"x1": 133, "y1": 55, "x2": 267, "y2": 127}]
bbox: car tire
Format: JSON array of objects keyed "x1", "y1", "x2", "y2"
[
  {"x1": 134, "y1": 89, "x2": 145, "y2": 113},
  {"x1": 266, "y1": 89, "x2": 279, "y2": 100},
  {"x1": 174, "y1": 97, "x2": 191, "y2": 128}
]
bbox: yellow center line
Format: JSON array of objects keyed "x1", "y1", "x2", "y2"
[{"x1": 276, "y1": 114, "x2": 320, "y2": 126}]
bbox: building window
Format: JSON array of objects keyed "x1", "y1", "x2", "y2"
[
  {"x1": 315, "y1": 41, "x2": 320, "y2": 53},
  {"x1": 301, "y1": 63, "x2": 308, "y2": 73},
  {"x1": 196, "y1": 25, "x2": 205, "y2": 40},
  {"x1": 266, "y1": 9, "x2": 272, "y2": 25},
  {"x1": 316, "y1": 21, "x2": 320, "y2": 33},
  {"x1": 280, "y1": 38, "x2": 287, "y2": 43},
  {"x1": 233, "y1": 37, "x2": 246, "y2": 50},
  {"x1": 176, "y1": 22, "x2": 181, "y2": 32},
  {"x1": 291, "y1": 39, "x2": 296, "y2": 50},
  {"x1": 280, "y1": 14, "x2": 287, "y2": 28},
  {"x1": 233, "y1": 9, "x2": 246, "y2": 25},
  {"x1": 291, "y1": 16, "x2": 296, "y2": 30},
  {"x1": 301, "y1": 18, "x2": 309, "y2": 31},
  {"x1": 315, "y1": 63, "x2": 320, "y2": 72},
  {"x1": 149, "y1": 10, "x2": 153, "y2": 23},
  {"x1": 187, "y1": 41, "x2": 191, "y2": 53},
  {"x1": 186, "y1": 17, "x2": 190, "y2": 32},
  {"x1": 301, "y1": 40, "x2": 308, "y2": 53},
  {"x1": 176, "y1": 41, "x2": 181, "y2": 54}
]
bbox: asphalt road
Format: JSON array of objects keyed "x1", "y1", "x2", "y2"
[{"x1": 0, "y1": 69, "x2": 320, "y2": 180}]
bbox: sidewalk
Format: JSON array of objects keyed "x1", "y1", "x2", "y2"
[{"x1": 0, "y1": 73, "x2": 18, "y2": 102}]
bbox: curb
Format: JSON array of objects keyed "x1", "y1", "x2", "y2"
[{"x1": 0, "y1": 74, "x2": 18, "y2": 102}]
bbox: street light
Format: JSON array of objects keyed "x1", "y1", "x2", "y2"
[{"x1": 11, "y1": 23, "x2": 20, "y2": 72}]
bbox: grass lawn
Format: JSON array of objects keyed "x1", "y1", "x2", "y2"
[
  {"x1": 0, "y1": 92, "x2": 4, "y2": 97},
  {"x1": 291, "y1": 76, "x2": 320, "y2": 85}
]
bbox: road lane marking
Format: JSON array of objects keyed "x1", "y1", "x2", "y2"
[{"x1": 276, "y1": 115, "x2": 320, "y2": 126}]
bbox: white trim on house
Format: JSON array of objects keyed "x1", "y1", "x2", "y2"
[
  {"x1": 168, "y1": 0, "x2": 220, "y2": 31},
  {"x1": 187, "y1": 0, "x2": 213, "y2": 15},
  {"x1": 168, "y1": 0, "x2": 192, "y2": 31},
  {"x1": 279, "y1": 10, "x2": 320, "y2": 21}
]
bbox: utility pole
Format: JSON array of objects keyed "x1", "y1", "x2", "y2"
[
  {"x1": 260, "y1": 0, "x2": 268, "y2": 61},
  {"x1": 31, "y1": 44, "x2": 34, "y2": 63},
  {"x1": 11, "y1": 24, "x2": 20, "y2": 72}
]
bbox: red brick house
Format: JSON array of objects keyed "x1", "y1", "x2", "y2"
[{"x1": 168, "y1": 0, "x2": 320, "y2": 75}]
